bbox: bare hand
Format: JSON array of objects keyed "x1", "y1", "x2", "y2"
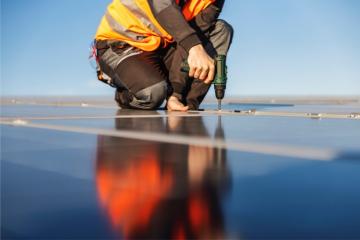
[{"x1": 188, "y1": 44, "x2": 215, "y2": 84}]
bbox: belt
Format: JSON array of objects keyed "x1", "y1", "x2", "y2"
[{"x1": 95, "y1": 40, "x2": 129, "y2": 50}]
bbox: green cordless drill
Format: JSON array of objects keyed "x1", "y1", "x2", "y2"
[{"x1": 181, "y1": 55, "x2": 227, "y2": 111}]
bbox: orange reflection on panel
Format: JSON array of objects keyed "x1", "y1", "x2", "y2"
[{"x1": 96, "y1": 146, "x2": 173, "y2": 237}]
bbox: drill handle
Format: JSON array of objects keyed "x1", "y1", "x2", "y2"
[
  {"x1": 181, "y1": 56, "x2": 227, "y2": 102},
  {"x1": 180, "y1": 55, "x2": 227, "y2": 78},
  {"x1": 213, "y1": 55, "x2": 227, "y2": 87},
  {"x1": 180, "y1": 61, "x2": 190, "y2": 73}
]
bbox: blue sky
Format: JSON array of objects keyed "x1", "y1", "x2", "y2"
[{"x1": 1, "y1": 0, "x2": 360, "y2": 96}]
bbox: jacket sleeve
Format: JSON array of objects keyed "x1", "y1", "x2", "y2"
[
  {"x1": 148, "y1": 0, "x2": 202, "y2": 52},
  {"x1": 191, "y1": 0, "x2": 225, "y2": 33}
]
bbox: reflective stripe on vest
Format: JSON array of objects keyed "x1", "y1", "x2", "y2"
[
  {"x1": 121, "y1": 0, "x2": 163, "y2": 36},
  {"x1": 95, "y1": 0, "x2": 216, "y2": 51},
  {"x1": 104, "y1": 11, "x2": 140, "y2": 41}
]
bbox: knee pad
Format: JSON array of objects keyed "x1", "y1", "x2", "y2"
[
  {"x1": 115, "y1": 88, "x2": 134, "y2": 109},
  {"x1": 209, "y1": 19, "x2": 234, "y2": 55},
  {"x1": 216, "y1": 19, "x2": 234, "y2": 40},
  {"x1": 131, "y1": 81, "x2": 168, "y2": 110}
]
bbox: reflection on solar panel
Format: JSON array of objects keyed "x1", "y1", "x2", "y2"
[{"x1": 1, "y1": 97, "x2": 360, "y2": 239}]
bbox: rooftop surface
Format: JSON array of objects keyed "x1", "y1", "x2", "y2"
[{"x1": 1, "y1": 97, "x2": 360, "y2": 239}]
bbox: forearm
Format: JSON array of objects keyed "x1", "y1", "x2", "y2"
[
  {"x1": 148, "y1": 0, "x2": 201, "y2": 52},
  {"x1": 191, "y1": 0, "x2": 225, "y2": 33}
]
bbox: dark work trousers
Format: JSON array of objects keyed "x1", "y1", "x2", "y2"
[{"x1": 96, "y1": 19, "x2": 233, "y2": 110}]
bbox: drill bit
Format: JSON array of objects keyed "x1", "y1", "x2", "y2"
[{"x1": 218, "y1": 99, "x2": 222, "y2": 111}]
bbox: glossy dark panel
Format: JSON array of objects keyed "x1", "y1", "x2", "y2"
[
  {"x1": 1, "y1": 127, "x2": 118, "y2": 239},
  {"x1": 2, "y1": 124, "x2": 360, "y2": 239},
  {"x1": 201, "y1": 103, "x2": 293, "y2": 111},
  {"x1": 32, "y1": 111, "x2": 360, "y2": 151},
  {"x1": 0, "y1": 103, "x2": 292, "y2": 118},
  {"x1": 259, "y1": 104, "x2": 360, "y2": 114},
  {"x1": 0, "y1": 105, "x2": 119, "y2": 118}
]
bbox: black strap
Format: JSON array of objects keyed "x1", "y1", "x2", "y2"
[
  {"x1": 95, "y1": 40, "x2": 129, "y2": 50},
  {"x1": 178, "y1": 0, "x2": 186, "y2": 9}
]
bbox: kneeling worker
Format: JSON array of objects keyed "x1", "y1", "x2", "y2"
[{"x1": 94, "y1": 0, "x2": 233, "y2": 111}]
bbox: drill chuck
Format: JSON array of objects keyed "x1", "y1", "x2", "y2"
[{"x1": 215, "y1": 86, "x2": 225, "y2": 100}]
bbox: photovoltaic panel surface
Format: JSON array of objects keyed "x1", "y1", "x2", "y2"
[{"x1": 1, "y1": 98, "x2": 360, "y2": 239}]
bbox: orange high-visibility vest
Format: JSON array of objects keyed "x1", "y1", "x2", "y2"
[{"x1": 95, "y1": 0, "x2": 215, "y2": 51}]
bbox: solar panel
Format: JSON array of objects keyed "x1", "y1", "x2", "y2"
[{"x1": 1, "y1": 98, "x2": 360, "y2": 239}]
